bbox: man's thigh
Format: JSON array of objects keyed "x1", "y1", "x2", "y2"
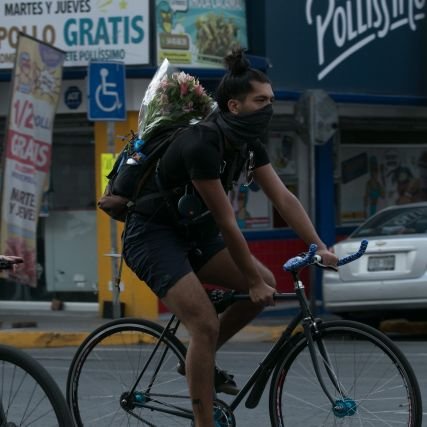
[
  {"x1": 162, "y1": 271, "x2": 218, "y2": 332},
  {"x1": 196, "y1": 248, "x2": 276, "y2": 291}
]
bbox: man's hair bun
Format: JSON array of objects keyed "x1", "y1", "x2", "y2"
[{"x1": 224, "y1": 48, "x2": 250, "y2": 76}]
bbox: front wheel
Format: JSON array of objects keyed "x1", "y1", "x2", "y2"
[{"x1": 269, "y1": 320, "x2": 422, "y2": 426}]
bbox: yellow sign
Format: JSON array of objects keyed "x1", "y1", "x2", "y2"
[{"x1": 100, "y1": 153, "x2": 117, "y2": 193}]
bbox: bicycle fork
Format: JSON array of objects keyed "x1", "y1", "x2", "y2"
[{"x1": 295, "y1": 273, "x2": 358, "y2": 419}]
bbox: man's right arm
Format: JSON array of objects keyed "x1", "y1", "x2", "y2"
[{"x1": 192, "y1": 178, "x2": 275, "y2": 306}]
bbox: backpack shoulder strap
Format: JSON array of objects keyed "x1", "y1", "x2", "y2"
[{"x1": 198, "y1": 120, "x2": 224, "y2": 158}]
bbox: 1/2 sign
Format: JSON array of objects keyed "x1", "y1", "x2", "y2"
[{"x1": 13, "y1": 99, "x2": 33, "y2": 129}]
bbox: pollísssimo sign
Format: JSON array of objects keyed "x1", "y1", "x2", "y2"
[{"x1": 306, "y1": 0, "x2": 426, "y2": 80}]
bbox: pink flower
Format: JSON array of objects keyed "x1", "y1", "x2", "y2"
[
  {"x1": 194, "y1": 84, "x2": 205, "y2": 96},
  {"x1": 160, "y1": 77, "x2": 169, "y2": 89},
  {"x1": 180, "y1": 83, "x2": 189, "y2": 96},
  {"x1": 176, "y1": 71, "x2": 194, "y2": 85}
]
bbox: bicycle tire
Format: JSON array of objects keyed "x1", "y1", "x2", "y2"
[
  {"x1": 66, "y1": 317, "x2": 191, "y2": 426},
  {"x1": 0, "y1": 344, "x2": 73, "y2": 427},
  {"x1": 269, "y1": 320, "x2": 422, "y2": 427}
]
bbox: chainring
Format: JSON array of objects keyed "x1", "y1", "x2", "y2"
[{"x1": 213, "y1": 399, "x2": 236, "y2": 427}]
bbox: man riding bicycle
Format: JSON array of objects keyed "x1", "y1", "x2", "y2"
[{"x1": 123, "y1": 48, "x2": 338, "y2": 427}]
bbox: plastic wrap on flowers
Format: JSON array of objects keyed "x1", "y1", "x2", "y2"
[{"x1": 138, "y1": 58, "x2": 214, "y2": 141}]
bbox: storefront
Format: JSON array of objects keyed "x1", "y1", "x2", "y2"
[
  {"x1": 1, "y1": 1, "x2": 426, "y2": 317},
  {"x1": 241, "y1": 1, "x2": 427, "y2": 303}
]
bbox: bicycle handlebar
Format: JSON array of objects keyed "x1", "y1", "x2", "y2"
[
  {"x1": 283, "y1": 239, "x2": 368, "y2": 272},
  {"x1": 0, "y1": 260, "x2": 13, "y2": 270}
]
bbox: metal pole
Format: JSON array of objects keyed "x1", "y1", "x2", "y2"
[
  {"x1": 308, "y1": 93, "x2": 317, "y2": 315},
  {"x1": 106, "y1": 121, "x2": 121, "y2": 319}
]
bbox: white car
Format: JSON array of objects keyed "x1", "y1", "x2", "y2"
[{"x1": 323, "y1": 202, "x2": 427, "y2": 324}]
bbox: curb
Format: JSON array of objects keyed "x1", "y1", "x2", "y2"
[
  {"x1": 380, "y1": 319, "x2": 427, "y2": 335},
  {"x1": 0, "y1": 325, "x2": 283, "y2": 348},
  {"x1": 0, "y1": 329, "x2": 161, "y2": 349},
  {"x1": 0, "y1": 331, "x2": 90, "y2": 348},
  {"x1": 0, "y1": 320, "x2": 425, "y2": 349}
]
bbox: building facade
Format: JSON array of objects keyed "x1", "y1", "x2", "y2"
[{"x1": 0, "y1": 0, "x2": 426, "y2": 317}]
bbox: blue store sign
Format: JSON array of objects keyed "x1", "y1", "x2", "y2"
[
  {"x1": 88, "y1": 61, "x2": 126, "y2": 121},
  {"x1": 262, "y1": 1, "x2": 427, "y2": 97}
]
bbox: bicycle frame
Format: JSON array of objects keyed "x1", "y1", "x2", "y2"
[{"x1": 124, "y1": 267, "x2": 347, "y2": 421}]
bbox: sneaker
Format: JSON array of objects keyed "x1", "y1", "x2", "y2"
[
  {"x1": 176, "y1": 362, "x2": 239, "y2": 396},
  {"x1": 214, "y1": 368, "x2": 239, "y2": 395}
]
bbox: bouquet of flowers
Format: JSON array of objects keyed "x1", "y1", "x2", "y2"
[{"x1": 138, "y1": 59, "x2": 214, "y2": 141}]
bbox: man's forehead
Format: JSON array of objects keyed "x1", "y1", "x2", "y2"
[{"x1": 249, "y1": 81, "x2": 273, "y2": 97}]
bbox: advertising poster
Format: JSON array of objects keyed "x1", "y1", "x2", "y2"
[
  {"x1": 0, "y1": 0, "x2": 150, "y2": 69},
  {"x1": 340, "y1": 145, "x2": 427, "y2": 223},
  {"x1": 155, "y1": 0, "x2": 248, "y2": 68},
  {"x1": 0, "y1": 33, "x2": 65, "y2": 287}
]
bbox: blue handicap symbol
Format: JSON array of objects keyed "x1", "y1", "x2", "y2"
[{"x1": 95, "y1": 67, "x2": 123, "y2": 113}]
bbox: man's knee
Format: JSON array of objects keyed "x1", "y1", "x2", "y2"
[{"x1": 189, "y1": 316, "x2": 220, "y2": 342}]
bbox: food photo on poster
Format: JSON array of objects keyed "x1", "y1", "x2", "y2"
[{"x1": 155, "y1": 0, "x2": 248, "y2": 67}]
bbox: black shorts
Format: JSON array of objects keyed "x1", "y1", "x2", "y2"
[{"x1": 122, "y1": 215, "x2": 225, "y2": 299}]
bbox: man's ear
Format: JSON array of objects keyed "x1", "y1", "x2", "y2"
[{"x1": 227, "y1": 99, "x2": 240, "y2": 115}]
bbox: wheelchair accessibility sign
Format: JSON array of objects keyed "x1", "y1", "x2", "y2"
[{"x1": 88, "y1": 61, "x2": 126, "y2": 121}]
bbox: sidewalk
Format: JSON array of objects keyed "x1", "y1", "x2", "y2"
[
  {"x1": 0, "y1": 303, "x2": 296, "y2": 348},
  {"x1": 0, "y1": 303, "x2": 425, "y2": 348}
]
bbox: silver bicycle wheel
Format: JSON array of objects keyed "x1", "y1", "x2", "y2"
[
  {"x1": 66, "y1": 318, "x2": 193, "y2": 426},
  {"x1": 0, "y1": 344, "x2": 73, "y2": 427},
  {"x1": 269, "y1": 320, "x2": 422, "y2": 426}
]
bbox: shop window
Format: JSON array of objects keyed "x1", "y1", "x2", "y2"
[
  {"x1": 230, "y1": 129, "x2": 300, "y2": 230},
  {"x1": 48, "y1": 115, "x2": 95, "y2": 211}
]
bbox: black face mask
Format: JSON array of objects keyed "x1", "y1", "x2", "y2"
[{"x1": 216, "y1": 104, "x2": 273, "y2": 148}]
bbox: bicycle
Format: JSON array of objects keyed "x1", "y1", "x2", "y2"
[{"x1": 66, "y1": 240, "x2": 423, "y2": 426}]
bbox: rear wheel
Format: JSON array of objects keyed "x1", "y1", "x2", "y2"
[
  {"x1": 269, "y1": 320, "x2": 422, "y2": 426},
  {"x1": 66, "y1": 318, "x2": 192, "y2": 426}
]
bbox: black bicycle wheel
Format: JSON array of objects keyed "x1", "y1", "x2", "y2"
[
  {"x1": 0, "y1": 344, "x2": 73, "y2": 427},
  {"x1": 66, "y1": 318, "x2": 191, "y2": 426},
  {"x1": 269, "y1": 320, "x2": 422, "y2": 426}
]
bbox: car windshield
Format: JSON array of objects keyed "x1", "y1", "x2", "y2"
[{"x1": 351, "y1": 206, "x2": 427, "y2": 237}]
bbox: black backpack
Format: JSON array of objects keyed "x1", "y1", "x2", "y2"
[
  {"x1": 98, "y1": 121, "x2": 247, "y2": 223},
  {"x1": 97, "y1": 125, "x2": 186, "y2": 222}
]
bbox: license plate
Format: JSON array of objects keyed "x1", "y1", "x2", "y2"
[{"x1": 368, "y1": 255, "x2": 395, "y2": 271}]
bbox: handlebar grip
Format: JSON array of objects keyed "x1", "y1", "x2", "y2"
[
  {"x1": 0, "y1": 260, "x2": 13, "y2": 270},
  {"x1": 283, "y1": 240, "x2": 368, "y2": 272},
  {"x1": 283, "y1": 243, "x2": 317, "y2": 272},
  {"x1": 336, "y1": 239, "x2": 368, "y2": 266}
]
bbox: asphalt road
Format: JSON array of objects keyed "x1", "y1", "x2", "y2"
[{"x1": 19, "y1": 338, "x2": 427, "y2": 426}]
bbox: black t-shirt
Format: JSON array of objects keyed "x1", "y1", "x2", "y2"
[{"x1": 132, "y1": 121, "x2": 270, "y2": 235}]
